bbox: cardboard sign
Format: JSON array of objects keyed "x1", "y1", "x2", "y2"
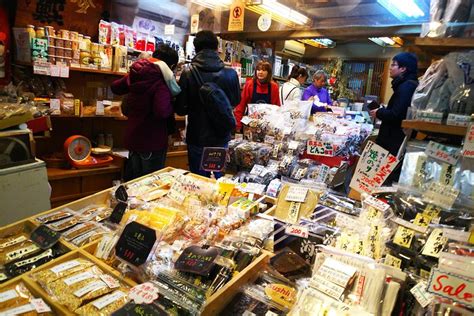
[
  {"x1": 110, "y1": 201, "x2": 127, "y2": 224},
  {"x1": 115, "y1": 222, "x2": 157, "y2": 266},
  {"x1": 425, "y1": 141, "x2": 460, "y2": 165},
  {"x1": 201, "y1": 147, "x2": 227, "y2": 172},
  {"x1": 427, "y1": 268, "x2": 474, "y2": 308},
  {"x1": 112, "y1": 302, "x2": 168, "y2": 316},
  {"x1": 175, "y1": 245, "x2": 218, "y2": 276},
  {"x1": 350, "y1": 141, "x2": 399, "y2": 194},
  {"x1": 30, "y1": 225, "x2": 60, "y2": 250},
  {"x1": 307, "y1": 140, "x2": 337, "y2": 157},
  {"x1": 462, "y1": 122, "x2": 474, "y2": 158},
  {"x1": 228, "y1": 0, "x2": 245, "y2": 32}
]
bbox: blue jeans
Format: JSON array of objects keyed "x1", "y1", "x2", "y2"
[
  {"x1": 124, "y1": 150, "x2": 167, "y2": 181},
  {"x1": 187, "y1": 144, "x2": 226, "y2": 179}
]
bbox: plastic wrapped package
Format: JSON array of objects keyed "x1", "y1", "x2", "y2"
[
  {"x1": 243, "y1": 118, "x2": 269, "y2": 142},
  {"x1": 5, "y1": 246, "x2": 65, "y2": 278},
  {"x1": 0, "y1": 282, "x2": 53, "y2": 315},
  {"x1": 32, "y1": 258, "x2": 95, "y2": 289},
  {"x1": 234, "y1": 142, "x2": 272, "y2": 170},
  {"x1": 247, "y1": 103, "x2": 280, "y2": 118},
  {"x1": 411, "y1": 59, "x2": 447, "y2": 112},
  {"x1": 74, "y1": 289, "x2": 128, "y2": 316},
  {"x1": 280, "y1": 100, "x2": 313, "y2": 120}
]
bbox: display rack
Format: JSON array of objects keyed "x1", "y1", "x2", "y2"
[
  {"x1": 0, "y1": 167, "x2": 272, "y2": 315},
  {"x1": 401, "y1": 120, "x2": 468, "y2": 136}
]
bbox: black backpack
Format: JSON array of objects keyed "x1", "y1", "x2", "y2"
[{"x1": 190, "y1": 65, "x2": 236, "y2": 135}]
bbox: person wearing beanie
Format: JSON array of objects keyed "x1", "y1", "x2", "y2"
[{"x1": 370, "y1": 52, "x2": 418, "y2": 158}]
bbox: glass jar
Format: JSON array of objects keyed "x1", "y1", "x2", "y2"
[
  {"x1": 80, "y1": 51, "x2": 91, "y2": 66},
  {"x1": 44, "y1": 26, "x2": 55, "y2": 37},
  {"x1": 26, "y1": 25, "x2": 36, "y2": 40},
  {"x1": 35, "y1": 27, "x2": 45, "y2": 39},
  {"x1": 82, "y1": 36, "x2": 91, "y2": 52}
]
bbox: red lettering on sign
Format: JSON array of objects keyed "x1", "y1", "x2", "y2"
[{"x1": 433, "y1": 274, "x2": 473, "y2": 303}]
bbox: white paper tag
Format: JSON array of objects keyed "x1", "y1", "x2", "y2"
[
  {"x1": 63, "y1": 271, "x2": 94, "y2": 286},
  {"x1": 391, "y1": 217, "x2": 428, "y2": 234},
  {"x1": 59, "y1": 65, "x2": 70, "y2": 78},
  {"x1": 164, "y1": 24, "x2": 175, "y2": 35},
  {"x1": 0, "y1": 290, "x2": 18, "y2": 303},
  {"x1": 283, "y1": 126, "x2": 292, "y2": 135},
  {"x1": 30, "y1": 298, "x2": 52, "y2": 313},
  {"x1": 311, "y1": 274, "x2": 346, "y2": 300},
  {"x1": 285, "y1": 225, "x2": 309, "y2": 238},
  {"x1": 250, "y1": 164, "x2": 265, "y2": 176},
  {"x1": 96, "y1": 100, "x2": 104, "y2": 115},
  {"x1": 240, "y1": 182, "x2": 266, "y2": 195},
  {"x1": 167, "y1": 185, "x2": 186, "y2": 205},
  {"x1": 92, "y1": 290, "x2": 126, "y2": 310},
  {"x1": 241, "y1": 116, "x2": 251, "y2": 125},
  {"x1": 50, "y1": 64, "x2": 60, "y2": 77},
  {"x1": 129, "y1": 282, "x2": 159, "y2": 304},
  {"x1": 288, "y1": 141, "x2": 299, "y2": 150},
  {"x1": 318, "y1": 257, "x2": 357, "y2": 288},
  {"x1": 410, "y1": 281, "x2": 433, "y2": 308},
  {"x1": 422, "y1": 228, "x2": 448, "y2": 258},
  {"x1": 364, "y1": 195, "x2": 390, "y2": 212},
  {"x1": 100, "y1": 274, "x2": 120, "y2": 289},
  {"x1": 425, "y1": 141, "x2": 460, "y2": 165},
  {"x1": 462, "y1": 123, "x2": 474, "y2": 158},
  {"x1": 442, "y1": 228, "x2": 471, "y2": 243},
  {"x1": 74, "y1": 280, "x2": 107, "y2": 298},
  {"x1": 285, "y1": 186, "x2": 308, "y2": 203},
  {"x1": 3, "y1": 303, "x2": 35, "y2": 315}
]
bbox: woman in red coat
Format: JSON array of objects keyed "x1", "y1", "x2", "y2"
[{"x1": 234, "y1": 60, "x2": 281, "y2": 131}]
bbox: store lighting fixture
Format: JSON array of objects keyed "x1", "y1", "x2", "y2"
[
  {"x1": 368, "y1": 36, "x2": 404, "y2": 47},
  {"x1": 246, "y1": 0, "x2": 310, "y2": 26},
  {"x1": 299, "y1": 38, "x2": 336, "y2": 48},
  {"x1": 191, "y1": 0, "x2": 233, "y2": 10},
  {"x1": 377, "y1": 0, "x2": 425, "y2": 20}
]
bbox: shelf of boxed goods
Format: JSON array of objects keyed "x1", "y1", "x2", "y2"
[
  {"x1": 401, "y1": 120, "x2": 468, "y2": 136},
  {"x1": 14, "y1": 60, "x2": 126, "y2": 77}
]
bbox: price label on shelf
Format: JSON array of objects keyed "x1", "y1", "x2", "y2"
[
  {"x1": 285, "y1": 225, "x2": 308, "y2": 238},
  {"x1": 50, "y1": 64, "x2": 60, "y2": 77},
  {"x1": 425, "y1": 141, "x2": 460, "y2": 165},
  {"x1": 59, "y1": 65, "x2": 70, "y2": 78}
]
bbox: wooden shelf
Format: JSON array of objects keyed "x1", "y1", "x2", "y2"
[
  {"x1": 47, "y1": 163, "x2": 121, "y2": 180},
  {"x1": 50, "y1": 115, "x2": 127, "y2": 120},
  {"x1": 402, "y1": 120, "x2": 467, "y2": 136},
  {"x1": 167, "y1": 150, "x2": 187, "y2": 157},
  {"x1": 175, "y1": 115, "x2": 186, "y2": 121},
  {"x1": 414, "y1": 37, "x2": 474, "y2": 48},
  {"x1": 14, "y1": 61, "x2": 126, "y2": 76}
]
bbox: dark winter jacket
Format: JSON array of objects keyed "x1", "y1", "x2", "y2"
[
  {"x1": 376, "y1": 73, "x2": 418, "y2": 156},
  {"x1": 175, "y1": 49, "x2": 241, "y2": 146},
  {"x1": 111, "y1": 58, "x2": 172, "y2": 152}
]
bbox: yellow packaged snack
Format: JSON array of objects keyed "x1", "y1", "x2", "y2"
[
  {"x1": 75, "y1": 289, "x2": 128, "y2": 315},
  {"x1": 33, "y1": 258, "x2": 94, "y2": 289}
]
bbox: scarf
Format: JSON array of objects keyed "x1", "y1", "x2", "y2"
[{"x1": 153, "y1": 60, "x2": 181, "y2": 96}]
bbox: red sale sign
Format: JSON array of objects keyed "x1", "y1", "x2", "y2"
[{"x1": 427, "y1": 268, "x2": 474, "y2": 308}]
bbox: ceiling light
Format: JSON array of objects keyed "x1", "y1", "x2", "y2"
[
  {"x1": 191, "y1": 0, "x2": 232, "y2": 10},
  {"x1": 369, "y1": 37, "x2": 404, "y2": 47},
  {"x1": 246, "y1": 0, "x2": 310, "y2": 26},
  {"x1": 377, "y1": 0, "x2": 425, "y2": 20},
  {"x1": 299, "y1": 38, "x2": 336, "y2": 48}
]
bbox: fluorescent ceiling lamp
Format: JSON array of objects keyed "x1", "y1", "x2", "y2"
[
  {"x1": 191, "y1": 0, "x2": 232, "y2": 10},
  {"x1": 299, "y1": 38, "x2": 335, "y2": 48},
  {"x1": 369, "y1": 37, "x2": 404, "y2": 47},
  {"x1": 377, "y1": 0, "x2": 425, "y2": 20},
  {"x1": 247, "y1": 0, "x2": 310, "y2": 26}
]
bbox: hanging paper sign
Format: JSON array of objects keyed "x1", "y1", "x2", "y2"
[
  {"x1": 164, "y1": 25, "x2": 175, "y2": 35},
  {"x1": 363, "y1": 195, "x2": 390, "y2": 212},
  {"x1": 427, "y1": 268, "x2": 474, "y2": 308},
  {"x1": 228, "y1": 0, "x2": 245, "y2": 32},
  {"x1": 349, "y1": 141, "x2": 399, "y2": 194},
  {"x1": 425, "y1": 141, "x2": 460, "y2": 165},
  {"x1": 462, "y1": 122, "x2": 474, "y2": 158},
  {"x1": 30, "y1": 225, "x2": 60, "y2": 249},
  {"x1": 175, "y1": 245, "x2": 218, "y2": 276},
  {"x1": 306, "y1": 140, "x2": 337, "y2": 157},
  {"x1": 190, "y1": 14, "x2": 199, "y2": 34},
  {"x1": 258, "y1": 13, "x2": 272, "y2": 32},
  {"x1": 201, "y1": 147, "x2": 227, "y2": 172},
  {"x1": 115, "y1": 222, "x2": 157, "y2": 266}
]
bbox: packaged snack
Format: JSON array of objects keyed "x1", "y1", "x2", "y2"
[
  {"x1": 47, "y1": 215, "x2": 81, "y2": 231},
  {"x1": 62, "y1": 222, "x2": 97, "y2": 241},
  {"x1": 1, "y1": 240, "x2": 42, "y2": 266},
  {"x1": 75, "y1": 289, "x2": 128, "y2": 315},
  {"x1": 36, "y1": 209, "x2": 73, "y2": 223},
  {"x1": 33, "y1": 258, "x2": 95, "y2": 288},
  {"x1": 0, "y1": 282, "x2": 33, "y2": 313},
  {"x1": 98, "y1": 20, "x2": 111, "y2": 44},
  {"x1": 5, "y1": 247, "x2": 64, "y2": 277}
]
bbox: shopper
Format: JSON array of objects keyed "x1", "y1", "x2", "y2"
[
  {"x1": 111, "y1": 44, "x2": 179, "y2": 181},
  {"x1": 234, "y1": 60, "x2": 281, "y2": 131},
  {"x1": 174, "y1": 30, "x2": 240, "y2": 177},
  {"x1": 279, "y1": 65, "x2": 308, "y2": 105},
  {"x1": 302, "y1": 70, "x2": 333, "y2": 113},
  {"x1": 370, "y1": 52, "x2": 418, "y2": 157}
]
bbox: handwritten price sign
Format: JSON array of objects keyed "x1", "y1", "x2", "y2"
[
  {"x1": 129, "y1": 282, "x2": 159, "y2": 304},
  {"x1": 463, "y1": 123, "x2": 474, "y2": 158},
  {"x1": 285, "y1": 225, "x2": 309, "y2": 238}
]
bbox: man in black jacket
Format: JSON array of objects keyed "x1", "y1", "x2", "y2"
[
  {"x1": 370, "y1": 52, "x2": 418, "y2": 157},
  {"x1": 175, "y1": 30, "x2": 241, "y2": 177}
]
